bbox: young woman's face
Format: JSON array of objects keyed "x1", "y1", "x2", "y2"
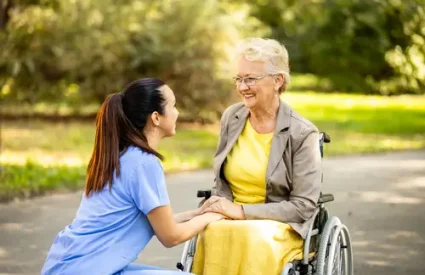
[{"x1": 158, "y1": 85, "x2": 179, "y2": 137}]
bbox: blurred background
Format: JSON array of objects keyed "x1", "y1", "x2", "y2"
[{"x1": 0, "y1": 0, "x2": 424, "y2": 202}]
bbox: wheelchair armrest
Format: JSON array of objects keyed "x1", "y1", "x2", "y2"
[
  {"x1": 197, "y1": 190, "x2": 212, "y2": 200},
  {"x1": 318, "y1": 193, "x2": 334, "y2": 204}
]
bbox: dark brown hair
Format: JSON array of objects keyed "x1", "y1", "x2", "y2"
[{"x1": 85, "y1": 78, "x2": 167, "y2": 196}]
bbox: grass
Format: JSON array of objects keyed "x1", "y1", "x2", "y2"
[
  {"x1": 282, "y1": 92, "x2": 425, "y2": 155},
  {"x1": 0, "y1": 161, "x2": 85, "y2": 201},
  {"x1": 0, "y1": 121, "x2": 219, "y2": 201},
  {"x1": 1, "y1": 102, "x2": 100, "y2": 117},
  {"x1": 1, "y1": 92, "x2": 425, "y2": 202}
]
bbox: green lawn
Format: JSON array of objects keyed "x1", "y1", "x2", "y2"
[
  {"x1": 1, "y1": 92, "x2": 425, "y2": 201},
  {"x1": 0, "y1": 122, "x2": 219, "y2": 201},
  {"x1": 282, "y1": 92, "x2": 425, "y2": 155}
]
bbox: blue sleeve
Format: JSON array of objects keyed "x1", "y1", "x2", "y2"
[{"x1": 130, "y1": 156, "x2": 170, "y2": 215}]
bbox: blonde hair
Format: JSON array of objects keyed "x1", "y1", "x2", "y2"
[{"x1": 236, "y1": 37, "x2": 290, "y2": 92}]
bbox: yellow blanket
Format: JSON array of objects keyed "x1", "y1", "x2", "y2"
[{"x1": 192, "y1": 220, "x2": 304, "y2": 275}]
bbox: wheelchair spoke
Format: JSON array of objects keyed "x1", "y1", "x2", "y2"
[
  {"x1": 331, "y1": 234, "x2": 341, "y2": 275},
  {"x1": 330, "y1": 231, "x2": 350, "y2": 275},
  {"x1": 339, "y1": 243, "x2": 344, "y2": 274},
  {"x1": 332, "y1": 235, "x2": 345, "y2": 275},
  {"x1": 310, "y1": 215, "x2": 353, "y2": 275}
]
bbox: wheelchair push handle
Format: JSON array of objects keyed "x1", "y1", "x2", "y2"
[
  {"x1": 197, "y1": 190, "x2": 212, "y2": 200},
  {"x1": 319, "y1": 132, "x2": 331, "y2": 144},
  {"x1": 319, "y1": 132, "x2": 331, "y2": 158}
]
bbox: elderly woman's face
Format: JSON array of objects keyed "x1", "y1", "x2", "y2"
[{"x1": 236, "y1": 57, "x2": 277, "y2": 109}]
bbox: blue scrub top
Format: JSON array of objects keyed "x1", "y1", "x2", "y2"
[{"x1": 42, "y1": 146, "x2": 171, "y2": 275}]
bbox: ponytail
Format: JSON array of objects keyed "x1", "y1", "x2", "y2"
[{"x1": 85, "y1": 92, "x2": 163, "y2": 196}]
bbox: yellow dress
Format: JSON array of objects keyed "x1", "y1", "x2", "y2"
[{"x1": 192, "y1": 119, "x2": 304, "y2": 275}]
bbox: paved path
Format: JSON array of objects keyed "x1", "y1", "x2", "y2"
[{"x1": 1, "y1": 150, "x2": 424, "y2": 275}]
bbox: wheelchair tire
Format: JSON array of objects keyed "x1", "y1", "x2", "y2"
[
  {"x1": 316, "y1": 216, "x2": 340, "y2": 274},
  {"x1": 281, "y1": 262, "x2": 295, "y2": 275},
  {"x1": 315, "y1": 216, "x2": 353, "y2": 275}
]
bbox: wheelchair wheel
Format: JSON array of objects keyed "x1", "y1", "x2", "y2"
[
  {"x1": 315, "y1": 216, "x2": 353, "y2": 275},
  {"x1": 179, "y1": 235, "x2": 198, "y2": 272},
  {"x1": 281, "y1": 262, "x2": 296, "y2": 275},
  {"x1": 183, "y1": 235, "x2": 198, "y2": 272}
]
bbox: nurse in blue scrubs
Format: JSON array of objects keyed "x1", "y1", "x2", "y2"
[{"x1": 41, "y1": 78, "x2": 223, "y2": 275}]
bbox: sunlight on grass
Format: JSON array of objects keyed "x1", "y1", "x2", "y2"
[
  {"x1": 0, "y1": 122, "x2": 218, "y2": 170},
  {"x1": 1, "y1": 102, "x2": 100, "y2": 116},
  {"x1": 1, "y1": 92, "x2": 424, "y2": 201},
  {"x1": 0, "y1": 161, "x2": 85, "y2": 201},
  {"x1": 160, "y1": 128, "x2": 218, "y2": 172},
  {"x1": 0, "y1": 123, "x2": 218, "y2": 201},
  {"x1": 282, "y1": 92, "x2": 425, "y2": 155}
]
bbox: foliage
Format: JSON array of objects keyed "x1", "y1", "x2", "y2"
[
  {"x1": 0, "y1": 0, "x2": 424, "y2": 121},
  {"x1": 243, "y1": 0, "x2": 425, "y2": 95},
  {"x1": 0, "y1": 0, "x2": 264, "y2": 118}
]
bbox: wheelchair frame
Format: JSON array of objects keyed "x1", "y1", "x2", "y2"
[{"x1": 177, "y1": 132, "x2": 353, "y2": 275}]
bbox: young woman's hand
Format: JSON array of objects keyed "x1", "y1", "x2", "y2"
[
  {"x1": 148, "y1": 205, "x2": 224, "y2": 248},
  {"x1": 174, "y1": 209, "x2": 201, "y2": 223},
  {"x1": 201, "y1": 212, "x2": 225, "y2": 222}
]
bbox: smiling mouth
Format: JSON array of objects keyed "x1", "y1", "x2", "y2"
[{"x1": 242, "y1": 94, "x2": 255, "y2": 99}]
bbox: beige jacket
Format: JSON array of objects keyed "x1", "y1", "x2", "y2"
[{"x1": 212, "y1": 100, "x2": 322, "y2": 239}]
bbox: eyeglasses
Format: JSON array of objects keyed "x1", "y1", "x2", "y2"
[{"x1": 233, "y1": 74, "x2": 275, "y2": 87}]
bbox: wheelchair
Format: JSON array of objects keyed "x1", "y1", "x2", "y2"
[{"x1": 177, "y1": 132, "x2": 353, "y2": 275}]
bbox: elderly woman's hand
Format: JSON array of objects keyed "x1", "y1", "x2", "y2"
[{"x1": 199, "y1": 196, "x2": 245, "y2": 220}]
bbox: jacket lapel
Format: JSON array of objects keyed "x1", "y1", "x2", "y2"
[
  {"x1": 215, "y1": 107, "x2": 249, "y2": 176},
  {"x1": 266, "y1": 100, "x2": 292, "y2": 179}
]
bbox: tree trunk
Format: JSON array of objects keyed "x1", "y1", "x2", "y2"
[{"x1": 0, "y1": 0, "x2": 13, "y2": 29}]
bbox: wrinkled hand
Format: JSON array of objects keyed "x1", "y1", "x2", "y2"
[{"x1": 199, "y1": 196, "x2": 245, "y2": 220}]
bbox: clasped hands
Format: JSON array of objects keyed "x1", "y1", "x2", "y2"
[{"x1": 197, "y1": 196, "x2": 245, "y2": 220}]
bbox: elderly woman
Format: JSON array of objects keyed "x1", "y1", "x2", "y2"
[{"x1": 192, "y1": 38, "x2": 321, "y2": 275}]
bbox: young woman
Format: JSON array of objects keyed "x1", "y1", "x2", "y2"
[{"x1": 41, "y1": 78, "x2": 223, "y2": 275}]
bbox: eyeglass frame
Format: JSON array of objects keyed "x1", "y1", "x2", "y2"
[{"x1": 232, "y1": 73, "x2": 278, "y2": 87}]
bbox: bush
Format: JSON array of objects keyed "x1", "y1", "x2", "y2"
[{"x1": 0, "y1": 0, "x2": 265, "y2": 119}]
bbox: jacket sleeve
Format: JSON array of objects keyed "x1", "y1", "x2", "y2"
[{"x1": 242, "y1": 130, "x2": 322, "y2": 223}]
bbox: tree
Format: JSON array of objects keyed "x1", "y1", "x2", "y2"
[
  {"x1": 0, "y1": 0, "x2": 263, "y2": 119},
  {"x1": 240, "y1": 0, "x2": 425, "y2": 94}
]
